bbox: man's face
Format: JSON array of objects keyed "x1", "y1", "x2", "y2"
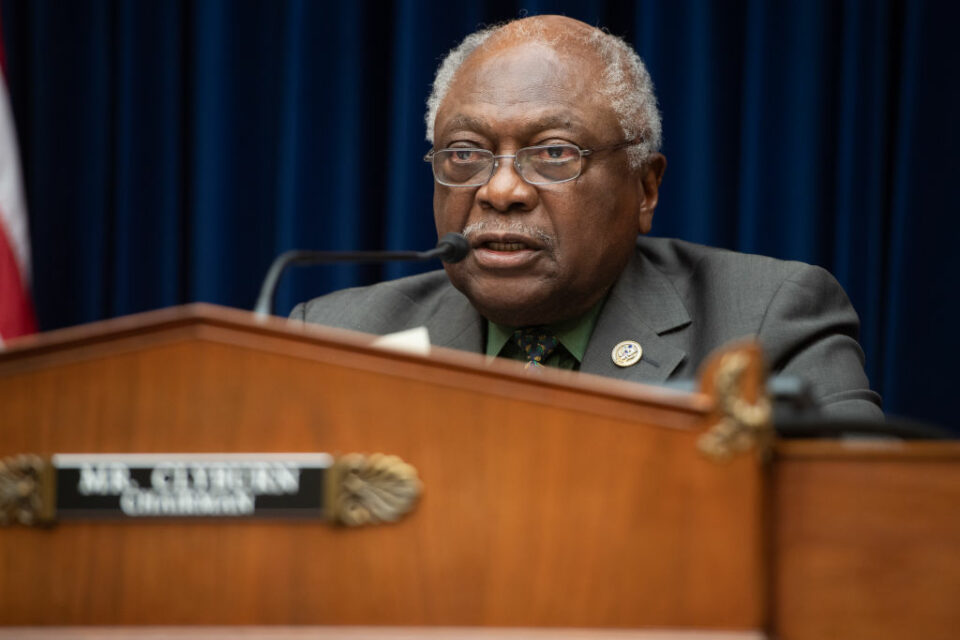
[{"x1": 433, "y1": 39, "x2": 661, "y2": 327}]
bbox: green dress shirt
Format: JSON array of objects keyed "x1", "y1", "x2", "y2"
[{"x1": 485, "y1": 299, "x2": 605, "y2": 370}]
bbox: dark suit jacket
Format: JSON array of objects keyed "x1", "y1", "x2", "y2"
[{"x1": 291, "y1": 236, "x2": 883, "y2": 420}]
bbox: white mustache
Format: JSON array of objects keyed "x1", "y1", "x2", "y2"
[{"x1": 460, "y1": 221, "x2": 554, "y2": 247}]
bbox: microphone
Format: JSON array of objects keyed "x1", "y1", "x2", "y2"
[
  {"x1": 254, "y1": 233, "x2": 470, "y2": 317},
  {"x1": 432, "y1": 232, "x2": 470, "y2": 263}
]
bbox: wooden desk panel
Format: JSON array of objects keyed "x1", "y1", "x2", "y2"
[
  {"x1": 0, "y1": 306, "x2": 764, "y2": 630},
  {"x1": 772, "y1": 441, "x2": 960, "y2": 640},
  {"x1": 0, "y1": 627, "x2": 767, "y2": 640}
]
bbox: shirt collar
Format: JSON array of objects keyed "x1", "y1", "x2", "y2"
[{"x1": 485, "y1": 297, "x2": 606, "y2": 362}]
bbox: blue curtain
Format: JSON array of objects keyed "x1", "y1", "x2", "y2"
[{"x1": 2, "y1": 0, "x2": 958, "y2": 428}]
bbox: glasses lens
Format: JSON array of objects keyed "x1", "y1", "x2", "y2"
[
  {"x1": 517, "y1": 145, "x2": 581, "y2": 184},
  {"x1": 433, "y1": 149, "x2": 494, "y2": 186}
]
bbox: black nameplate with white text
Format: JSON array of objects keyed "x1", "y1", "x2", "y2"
[{"x1": 52, "y1": 453, "x2": 332, "y2": 519}]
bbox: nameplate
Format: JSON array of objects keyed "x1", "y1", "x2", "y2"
[
  {"x1": 0, "y1": 452, "x2": 420, "y2": 527},
  {"x1": 53, "y1": 453, "x2": 331, "y2": 519}
]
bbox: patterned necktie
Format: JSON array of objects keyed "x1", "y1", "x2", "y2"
[{"x1": 511, "y1": 329, "x2": 560, "y2": 370}]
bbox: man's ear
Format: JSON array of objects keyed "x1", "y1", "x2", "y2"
[{"x1": 637, "y1": 153, "x2": 666, "y2": 234}]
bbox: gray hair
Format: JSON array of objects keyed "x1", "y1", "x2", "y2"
[{"x1": 424, "y1": 19, "x2": 662, "y2": 168}]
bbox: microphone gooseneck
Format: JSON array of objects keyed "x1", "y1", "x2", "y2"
[{"x1": 254, "y1": 233, "x2": 470, "y2": 317}]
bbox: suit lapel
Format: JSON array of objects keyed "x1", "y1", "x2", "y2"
[
  {"x1": 581, "y1": 248, "x2": 691, "y2": 384},
  {"x1": 415, "y1": 247, "x2": 691, "y2": 382},
  {"x1": 421, "y1": 285, "x2": 485, "y2": 353}
]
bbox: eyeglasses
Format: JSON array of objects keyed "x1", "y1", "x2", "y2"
[{"x1": 424, "y1": 139, "x2": 641, "y2": 187}]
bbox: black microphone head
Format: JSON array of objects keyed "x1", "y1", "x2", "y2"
[{"x1": 436, "y1": 232, "x2": 470, "y2": 263}]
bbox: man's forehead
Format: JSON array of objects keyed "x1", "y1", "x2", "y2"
[
  {"x1": 460, "y1": 38, "x2": 602, "y2": 87},
  {"x1": 439, "y1": 40, "x2": 604, "y2": 115},
  {"x1": 430, "y1": 20, "x2": 626, "y2": 144}
]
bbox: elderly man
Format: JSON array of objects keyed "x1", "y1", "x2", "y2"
[{"x1": 291, "y1": 15, "x2": 882, "y2": 420}]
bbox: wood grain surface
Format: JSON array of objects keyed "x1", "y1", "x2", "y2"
[
  {"x1": 0, "y1": 626, "x2": 768, "y2": 639},
  {"x1": 771, "y1": 440, "x2": 960, "y2": 640},
  {"x1": 0, "y1": 305, "x2": 765, "y2": 629}
]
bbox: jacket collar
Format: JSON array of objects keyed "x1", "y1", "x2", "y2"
[
  {"x1": 580, "y1": 248, "x2": 691, "y2": 384},
  {"x1": 423, "y1": 286, "x2": 485, "y2": 353},
  {"x1": 423, "y1": 245, "x2": 691, "y2": 384}
]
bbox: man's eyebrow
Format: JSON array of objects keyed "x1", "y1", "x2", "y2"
[
  {"x1": 528, "y1": 114, "x2": 581, "y2": 130},
  {"x1": 439, "y1": 113, "x2": 584, "y2": 137},
  {"x1": 440, "y1": 115, "x2": 491, "y2": 134}
]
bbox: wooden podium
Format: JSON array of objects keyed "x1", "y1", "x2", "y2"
[{"x1": 0, "y1": 304, "x2": 957, "y2": 639}]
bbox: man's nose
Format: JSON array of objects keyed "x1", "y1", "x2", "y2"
[{"x1": 476, "y1": 157, "x2": 538, "y2": 213}]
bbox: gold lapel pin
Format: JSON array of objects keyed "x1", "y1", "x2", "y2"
[{"x1": 611, "y1": 340, "x2": 642, "y2": 367}]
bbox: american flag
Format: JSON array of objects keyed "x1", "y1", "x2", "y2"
[{"x1": 0, "y1": 12, "x2": 36, "y2": 343}]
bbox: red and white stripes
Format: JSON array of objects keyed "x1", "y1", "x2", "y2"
[{"x1": 0, "y1": 22, "x2": 36, "y2": 343}]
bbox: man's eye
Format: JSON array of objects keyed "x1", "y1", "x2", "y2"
[
  {"x1": 537, "y1": 145, "x2": 577, "y2": 162},
  {"x1": 450, "y1": 149, "x2": 481, "y2": 163}
]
